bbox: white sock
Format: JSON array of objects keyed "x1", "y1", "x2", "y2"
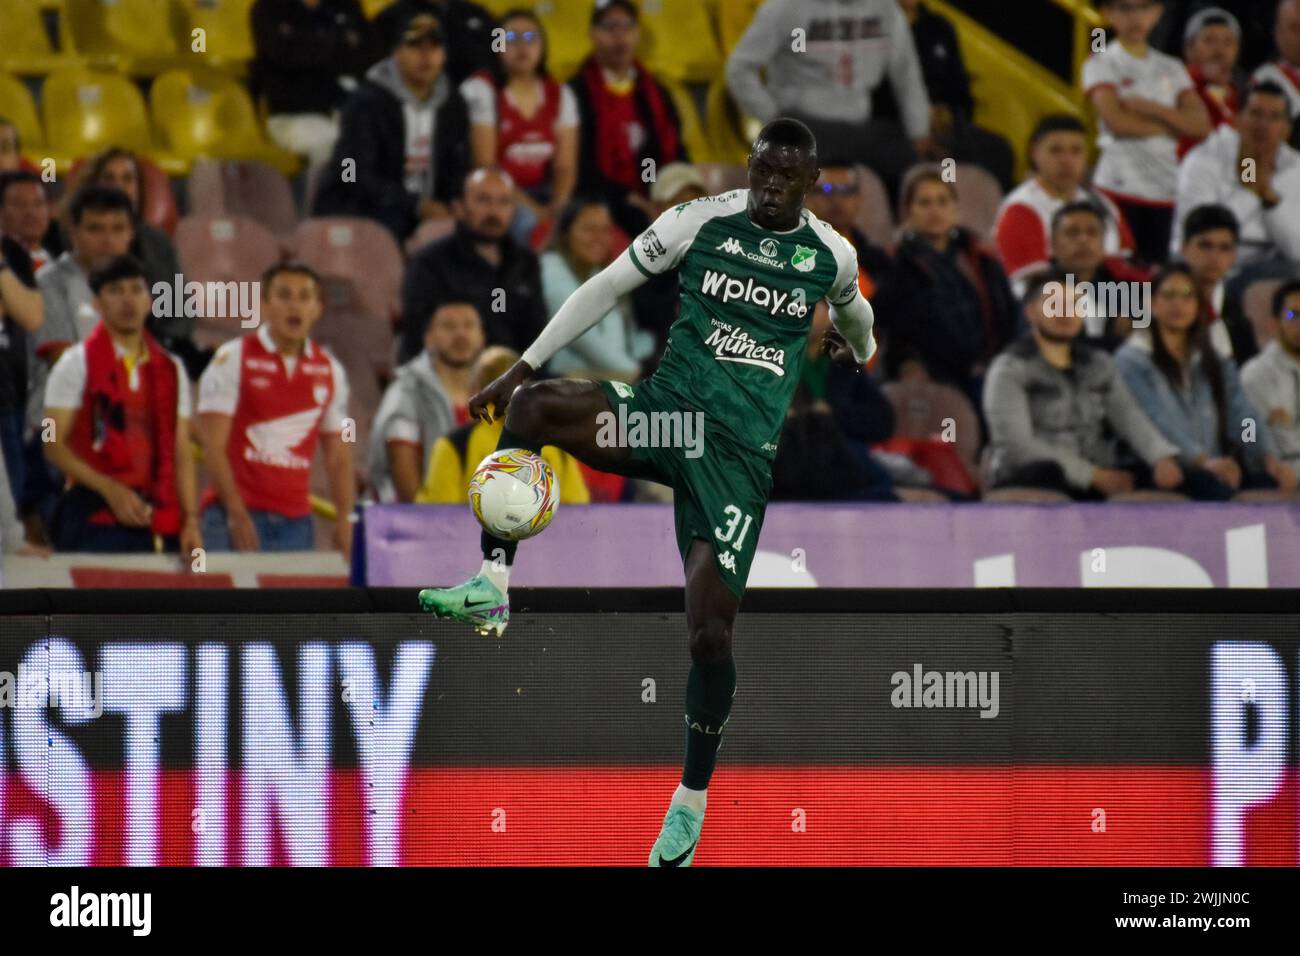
[
  {"x1": 670, "y1": 783, "x2": 707, "y2": 814},
  {"x1": 480, "y1": 559, "x2": 510, "y2": 594}
]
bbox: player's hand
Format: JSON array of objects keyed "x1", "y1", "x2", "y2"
[
  {"x1": 820, "y1": 328, "x2": 860, "y2": 367},
  {"x1": 469, "y1": 360, "x2": 534, "y2": 424}
]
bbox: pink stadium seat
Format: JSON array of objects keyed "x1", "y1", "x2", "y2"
[
  {"x1": 173, "y1": 214, "x2": 284, "y2": 346},
  {"x1": 291, "y1": 217, "x2": 403, "y2": 328},
  {"x1": 852, "y1": 164, "x2": 894, "y2": 248},
  {"x1": 1243, "y1": 278, "x2": 1284, "y2": 347},
  {"x1": 68, "y1": 153, "x2": 178, "y2": 235},
  {"x1": 187, "y1": 158, "x2": 298, "y2": 238},
  {"x1": 404, "y1": 216, "x2": 455, "y2": 256},
  {"x1": 882, "y1": 380, "x2": 981, "y2": 476},
  {"x1": 953, "y1": 163, "x2": 1004, "y2": 240}
]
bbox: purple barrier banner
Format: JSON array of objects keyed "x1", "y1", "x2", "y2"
[{"x1": 362, "y1": 502, "x2": 1300, "y2": 588}]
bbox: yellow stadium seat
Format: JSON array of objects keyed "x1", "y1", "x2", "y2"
[
  {"x1": 42, "y1": 68, "x2": 159, "y2": 169},
  {"x1": 479, "y1": 0, "x2": 518, "y2": 18},
  {"x1": 533, "y1": 0, "x2": 594, "y2": 83},
  {"x1": 715, "y1": 0, "x2": 761, "y2": 57},
  {"x1": 0, "y1": 0, "x2": 86, "y2": 74},
  {"x1": 177, "y1": 0, "x2": 256, "y2": 75},
  {"x1": 66, "y1": 0, "x2": 186, "y2": 75},
  {"x1": 0, "y1": 72, "x2": 46, "y2": 151},
  {"x1": 150, "y1": 68, "x2": 300, "y2": 176},
  {"x1": 637, "y1": 0, "x2": 722, "y2": 84},
  {"x1": 660, "y1": 78, "x2": 711, "y2": 163},
  {"x1": 705, "y1": 74, "x2": 751, "y2": 165},
  {"x1": 360, "y1": 0, "x2": 396, "y2": 19}
]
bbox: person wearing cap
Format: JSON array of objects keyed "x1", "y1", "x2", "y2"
[
  {"x1": 569, "y1": 0, "x2": 689, "y2": 239},
  {"x1": 1173, "y1": 81, "x2": 1300, "y2": 269},
  {"x1": 1179, "y1": 6, "x2": 1245, "y2": 159},
  {"x1": 251, "y1": 0, "x2": 370, "y2": 168},
  {"x1": 461, "y1": 8, "x2": 579, "y2": 247},
  {"x1": 367, "y1": 0, "x2": 497, "y2": 86},
  {"x1": 314, "y1": 8, "x2": 470, "y2": 241},
  {"x1": 1252, "y1": 0, "x2": 1300, "y2": 149}
]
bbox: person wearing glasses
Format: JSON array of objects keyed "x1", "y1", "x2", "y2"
[
  {"x1": 1242, "y1": 280, "x2": 1300, "y2": 475},
  {"x1": 1114, "y1": 264, "x2": 1295, "y2": 499},
  {"x1": 461, "y1": 9, "x2": 578, "y2": 247},
  {"x1": 803, "y1": 165, "x2": 894, "y2": 308},
  {"x1": 569, "y1": 0, "x2": 688, "y2": 238}
]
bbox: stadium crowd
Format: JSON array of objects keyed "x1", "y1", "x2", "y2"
[{"x1": 3, "y1": 0, "x2": 1300, "y2": 560}]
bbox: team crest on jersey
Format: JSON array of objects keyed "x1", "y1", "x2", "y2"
[
  {"x1": 611, "y1": 381, "x2": 634, "y2": 399},
  {"x1": 313, "y1": 384, "x2": 329, "y2": 405},
  {"x1": 791, "y1": 245, "x2": 817, "y2": 273}
]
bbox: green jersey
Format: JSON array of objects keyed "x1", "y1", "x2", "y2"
[{"x1": 626, "y1": 188, "x2": 862, "y2": 459}]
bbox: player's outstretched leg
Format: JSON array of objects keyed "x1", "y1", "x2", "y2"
[
  {"x1": 419, "y1": 379, "x2": 629, "y2": 636},
  {"x1": 650, "y1": 540, "x2": 739, "y2": 867}
]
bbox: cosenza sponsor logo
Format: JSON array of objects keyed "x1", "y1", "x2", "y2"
[
  {"x1": 714, "y1": 236, "x2": 786, "y2": 270},
  {"x1": 700, "y1": 268, "x2": 808, "y2": 319},
  {"x1": 703, "y1": 319, "x2": 787, "y2": 376}
]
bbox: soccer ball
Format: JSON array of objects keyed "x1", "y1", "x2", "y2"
[{"x1": 468, "y1": 449, "x2": 560, "y2": 541}]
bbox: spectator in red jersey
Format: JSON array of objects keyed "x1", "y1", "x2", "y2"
[
  {"x1": 197, "y1": 263, "x2": 355, "y2": 557},
  {"x1": 461, "y1": 8, "x2": 578, "y2": 247},
  {"x1": 368, "y1": 300, "x2": 484, "y2": 503},
  {"x1": 1179, "y1": 7, "x2": 1244, "y2": 158},
  {"x1": 1178, "y1": 204, "x2": 1258, "y2": 366},
  {"x1": 994, "y1": 115, "x2": 1135, "y2": 294},
  {"x1": 1252, "y1": 0, "x2": 1300, "y2": 149},
  {"x1": 569, "y1": 0, "x2": 688, "y2": 238},
  {"x1": 41, "y1": 255, "x2": 201, "y2": 555},
  {"x1": 879, "y1": 168, "x2": 1019, "y2": 410},
  {"x1": 1047, "y1": 200, "x2": 1153, "y2": 352}
]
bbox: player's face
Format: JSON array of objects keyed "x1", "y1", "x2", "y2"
[
  {"x1": 97, "y1": 156, "x2": 141, "y2": 210},
  {"x1": 746, "y1": 143, "x2": 818, "y2": 231},
  {"x1": 805, "y1": 167, "x2": 861, "y2": 234},
  {"x1": 905, "y1": 180, "x2": 957, "y2": 241},
  {"x1": 0, "y1": 180, "x2": 50, "y2": 245},
  {"x1": 262, "y1": 272, "x2": 322, "y2": 344},
  {"x1": 1051, "y1": 212, "x2": 1105, "y2": 273},
  {"x1": 1181, "y1": 228, "x2": 1237, "y2": 287},
  {"x1": 72, "y1": 209, "x2": 134, "y2": 270},
  {"x1": 1152, "y1": 273, "x2": 1200, "y2": 334},
  {"x1": 95, "y1": 277, "x2": 151, "y2": 336},
  {"x1": 1277, "y1": 293, "x2": 1300, "y2": 352},
  {"x1": 1186, "y1": 25, "x2": 1239, "y2": 82},
  {"x1": 1032, "y1": 131, "x2": 1087, "y2": 190},
  {"x1": 426, "y1": 303, "x2": 485, "y2": 368}
]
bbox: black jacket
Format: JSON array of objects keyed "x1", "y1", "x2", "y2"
[
  {"x1": 400, "y1": 222, "x2": 548, "y2": 361},
  {"x1": 313, "y1": 71, "x2": 470, "y2": 240},
  {"x1": 251, "y1": 0, "x2": 370, "y2": 114},
  {"x1": 0, "y1": 236, "x2": 41, "y2": 413},
  {"x1": 366, "y1": 0, "x2": 497, "y2": 85}
]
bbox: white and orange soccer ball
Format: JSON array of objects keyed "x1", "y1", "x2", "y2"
[{"x1": 468, "y1": 449, "x2": 560, "y2": 541}]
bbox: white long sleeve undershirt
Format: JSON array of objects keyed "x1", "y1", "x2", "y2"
[
  {"x1": 520, "y1": 251, "x2": 647, "y2": 371},
  {"x1": 829, "y1": 290, "x2": 878, "y2": 365}
]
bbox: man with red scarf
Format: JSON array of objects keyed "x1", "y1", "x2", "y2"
[
  {"x1": 41, "y1": 255, "x2": 201, "y2": 555},
  {"x1": 569, "y1": 0, "x2": 687, "y2": 238}
]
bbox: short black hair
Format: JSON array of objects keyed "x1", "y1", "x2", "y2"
[
  {"x1": 1182, "y1": 203, "x2": 1239, "y2": 243},
  {"x1": 68, "y1": 184, "x2": 134, "y2": 225},
  {"x1": 1020, "y1": 268, "x2": 1071, "y2": 312},
  {"x1": 591, "y1": 0, "x2": 637, "y2": 26},
  {"x1": 754, "y1": 117, "x2": 817, "y2": 159},
  {"x1": 260, "y1": 260, "x2": 322, "y2": 297},
  {"x1": 1246, "y1": 80, "x2": 1295, "y2": 119},
  {"x1": 0, "y1": 169, "x2": 42, "y2": 203},
  {"x1": 1029, "y1": 113, "x2": 1087, "y2": 149},
  {"x1": 89, "y1": 254, "x2": 148, "y2": 294},
  {"x1": 1051, "y1": 199, "x2": 1107, "y2": 233},
  {"x1": 1273, "y1": 280, "x2": 1300, "y2": 317}
]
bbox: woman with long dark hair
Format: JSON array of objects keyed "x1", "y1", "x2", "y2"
[
  {"x1": 1114, "y1": 262, "x2": 1296, "y2": 498},
  {"x1": 459, "y1": 8, "x2": 578, "y2": 245}
]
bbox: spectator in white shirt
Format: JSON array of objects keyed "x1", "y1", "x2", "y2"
[
  {"x1": 1172, "y1": 81, "x2": 1300, "y2": 281},
  {"x1": 1241, "y1": 280, "x2": 1300, "y2": 472},
  {"x1": 1083, "y1": 0, "x2": 1210, "y2": 265},
  {"x1": 1252, "y1": 0, "x2": 1300, "y2": 149}
]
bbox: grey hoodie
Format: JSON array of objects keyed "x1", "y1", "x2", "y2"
[
  {"x1": 366, "y1": 56, "x2": 449, "y2": 201},
  {"x1": 367, "y1": 351, "x2": 457, "y2": 501}
]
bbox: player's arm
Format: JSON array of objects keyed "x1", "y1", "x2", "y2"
[{"x1": 823, "y1": 239, "x2": 878, "y2": 366}]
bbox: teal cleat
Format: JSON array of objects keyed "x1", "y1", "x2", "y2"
[
  {"x1": 418, "y1": 575, "x2": 510, "y2": 637},
  {"x1": 648, "y1": 804, "x2": 704, "y2": 867}
]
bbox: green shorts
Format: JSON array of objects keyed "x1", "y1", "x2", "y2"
[{"x1": 598, "y1": 377, "x2": 772, "y2": 600}]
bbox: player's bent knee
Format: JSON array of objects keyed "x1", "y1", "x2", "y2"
[
  {"x1": 504, "y1": 381, "x2": 551, "y2": 438},
  {"x1": 688, "y1": 620, "x2": 733, "y2": 662}
]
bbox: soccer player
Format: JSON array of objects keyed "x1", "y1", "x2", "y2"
[{"x1": 418, "y1": 118, "x2": 877, "y2": 866}]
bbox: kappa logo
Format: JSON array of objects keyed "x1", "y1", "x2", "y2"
[
  {"x1": 714, "y1": 236, "x2": 786, "y2": 270},
  {"x1": 791, "y1": 245, "x2": 818, "y2": 273}
]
